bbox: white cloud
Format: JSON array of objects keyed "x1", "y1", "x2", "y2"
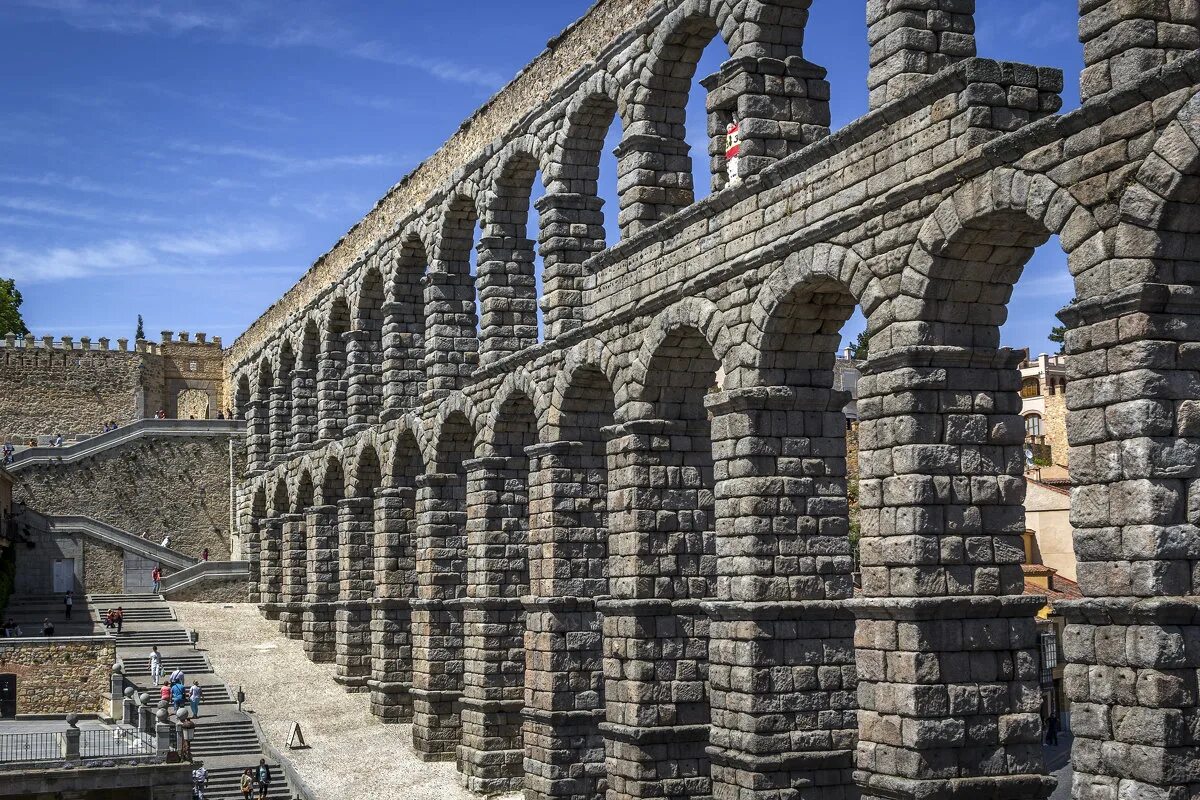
[{"x1": 167, "y1": 140, "x2": 401, "y2": 176}]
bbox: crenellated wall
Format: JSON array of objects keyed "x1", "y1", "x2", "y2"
[{"x1": 0, "y1": 331, "x2": 227, "y2": 442}]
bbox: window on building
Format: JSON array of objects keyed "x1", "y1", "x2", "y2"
[
  {"x1": 1025, "y1": 413, "x2": 1043, "y2": 437},
  {"x1": 1020, "y1": 377, "x2": 1041, "y2": 398}
]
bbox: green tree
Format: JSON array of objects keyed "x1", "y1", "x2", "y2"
[
  {"x1": 0, "y1": 277, "x2": 30, "y2": 337},
  {"x1": 136, "y1": 314, "x2": 145, "y2": 341},
  {"x1": 846, "y1": 328, "x2": 870, "y2": 361},
  {"x1": 1048, "y1": 324, "x2": 1066, "y2": 354}
]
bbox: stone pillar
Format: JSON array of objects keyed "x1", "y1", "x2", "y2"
[
  {"x1": 411, "y1": 473, "x2": 468, "y2": 760},
  {"x1": 243, "y1": 517, "x2": 262, "y2": 604},
  {"x1": 316, "y1": 339, "x2": 348, "y2": 444},
  {"x1": 614, "y1": 131, "x2": 694, "y2": 238},
  {"x1": 381, "y1": 301, "x2": 424, "y2": 419},
  {"x1": 853, "y1": 347, "x2": 1051, "y2": 800},
  {"x1": 867, "y1": 0, "x2": 977, "y2": 109},
  {"x1": 370, "y1": 486, "x2": 417, "y2": 722},
  {"x1": 258, "y1": 517, "x2": 283, "y2": 619},
  {"x1": 61, "y1": 725, "x2": 80, "y2": 760},
  {"x1": 110, "y1": 673, "x2": 125, "y2": 720},
  {"x1": 1079, "y1": 0, "x2": 1200, "y2": 102},
  {"x1": 345, "y1": 330, "x2": 381, "y2": 435},
  {"x1": 245, "y1": 399, "x2": 269, "y2": 473},
  {"x1": 702, "y1": 56, "x2": 830, "y2": 188},
  {"x1": 476, "y1": 237, "x2": 538, "y2": 367},
  {"x1": 290, "y1": 368, "x2": 317, "y2": 453},
  {"x1": 424, "y1": 271, "x2": 478, "y2": 393},
  {"x1": 302, "y1": 505, "x2": 339, "y2": 663},
  {"x1": 1055, "y1": 287, "x2": 1200, "y2": 800},
  {"x1": 600, "y1": 419, "x2": 714, "y2": 800},
  {"x1": 535, "y1": 193, "x2": 604, "y2": 341},
  {"x1": 335, "y1": 496, "x2": 375, "y2": 691},
  {"x1": 522, "y1": 442, "x2": 608, "y2": 800},
  {"x1": 267, "y1": 385, "x2": 289, "y2": 464},
  {"x1": 458, "y1": 456, "x2": 529, "y2": 793},
  {"x1": 278, "y1": 513, "x2": 307, "y2": 640},
  {"x1": 703, "y1": 387, "x2": 857, "y2": 800}
]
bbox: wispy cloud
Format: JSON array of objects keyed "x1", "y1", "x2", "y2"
[
  {"x1": 5, "y1": 0, "x2": 506, "y2": 89},
  {"x1": 0, "y1": 220, "x2": 295, "y2": 282},
  {"x1": 167, "y1": 140, "x2": 402, "y2": 176},
  {"x1": 0, "y1": 196, "x2": 172, "y2": 225}
]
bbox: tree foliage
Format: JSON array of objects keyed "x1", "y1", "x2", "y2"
[
  {"x1": 136, "y1": 314, "x2": 145, "y2": 341},
  {"x1": 846, "y1": 328, "x2": 870, "y2": 361},
  {"x1": 0, "y1": 277, "x2": 30, "y2": 337},
  {"x1": 1048, "y1": 324, "x2": 1066, "y2": 354}
]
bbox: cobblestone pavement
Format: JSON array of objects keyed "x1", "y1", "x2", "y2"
[{"x1": 173, "y1": 602, "x2": 497, "y2": 800}]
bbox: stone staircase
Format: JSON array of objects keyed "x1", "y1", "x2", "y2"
[{"x1": 110, "y1": 595, "x2": 306, "y2": 800}]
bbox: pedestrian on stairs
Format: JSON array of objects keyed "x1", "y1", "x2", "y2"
[
  {"x1": 114, "y1": 607, "x2": 124, "y2": 634},
  {"x1": 160, "y1": 681, "x2": 171, "y2": 704},
  {"x1": 169, "y1": 667, "x2": 185, "y2": 686},
  {"x1": 171, "y1": 680, "x2": 185, "y2": 709},
  {"x1": 255, "y1": 759, "x2": 272, "y2": 800},
  {"x1": 189, "y1": 680, "x2": 202, "y2": 718},
  {"x1": 179, "y1": 716, "x2": 195, "y2": 762},
  {"x1": 42, "y1": 618, "x2": 53, "y2": 636},
  {"x1": 63, "y1": 591, "x2": 72, "y2": 620},
  {"x1": 161, "y1": 534, "x2": 171, "y2": 549},
  {"x1": 149, "y1": 645, "x2": 162, "y2": 686},
  {"x1": 201, "y1": 547, "x2": 209, "y2": 562},
  {"x1": 152, "y1": 565, "x2": 162, "y2": 593}
]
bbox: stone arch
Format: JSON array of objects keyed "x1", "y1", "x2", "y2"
[
  {"x1": 177, "y1": 388, "x2": 209, "y2": 420},
  {"x1": 432, "y1": 394, "x2": 481, "y2": 471},
  {"x1": 235, "y1": 373, "x2": 251, "y2": 420},
  {"x1": 478, "y1": 143, "x2": 543, "y2": 357},
  {"x1": 291, "y1": 318, "x2": 321, "y2": 450},
  {"x1": 546, "y1": 73, "x2": 625, "y2": 200},
  {"x1": 432, "y1": 187, "x2": 483, "y2": 273},
  {"x1": 294, "y1": 469, "x2": 315, "y2": 513},
  {"x1": 744, "y1": 243, "x2": 871, "y2": 388},
  {"x1": 894, "y1": 168, "x2": 1108, "y2": 350},
  {"x1": 351, "y1": 443, "x2": 383, "y2": 499},
  {"x1": 389, "y1": 425, "x2": 424, "y2": 487},
  {"x1": 627, "y1": 297, "x2": 736, "y2": 411},
  {"x1": 428, "y1": 190, "x2": 481, "y2": 390},
  {"x1": 317, "y1": 296, "x2": 352, "y2": 441},
  {"x1": 483, "y1": 369, "x2": 545, "y2": 453},
  {"x1": 270, "y1": 477, "x2": 289, "y2": 518},
  {"x1": 347, "y1": 264, "x2": 386, "y2": 430},
  {"x1": 382, "y1": 231, "x2": 428, "y2": 410},
  {"x1": 319, "y1": 455, "x2": 345, "y2": 506},
  {"x1": 547, "y1": 338, "x2": 626, "y2": 439}
]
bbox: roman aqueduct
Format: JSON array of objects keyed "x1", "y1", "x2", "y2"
[{"x1": 224, "y1": 2, "x2": 1200, "y2": 799}]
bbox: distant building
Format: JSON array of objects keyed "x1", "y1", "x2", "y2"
[
  {"x1": 1018, "y1": 351, "x2": 1069, "y2": 468},
  {"x1": 835, "y1": 350, "x2": 861, "y2": 423}
]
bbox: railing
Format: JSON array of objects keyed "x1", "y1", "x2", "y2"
[
  {"x1": 6, "y1": 419, "x2": 244, "y2": 471},
  {"x1": 0, "y1": 732, "x2": 61, "y2": 763},
  {"x1": 79, "y1": 727, "x2": 154, "y2": 759},
  {"x1": 159, "y1": 560, "x2": 251, "y2": 595}
]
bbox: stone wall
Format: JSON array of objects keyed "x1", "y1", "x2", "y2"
[
  {"x1": 1043, "y1": 390, "x2": 1069, "y2": 467},
  {"x1": 0, "y1": 344, "x2": 147, "y2": 442},
  {"x1": 164, "y1": 577, "x2": 252, "y2": 603},
  {"x1": 13, "y1": 436, "x2": 235, "y2": 561},
  {"x1": 0, "y1": 637, "x2": 115, "y2": 714},
  {"x1": 81, "y1": 539, "x2": 123, "y2": 595},
  {"x1": 0, "y1": 333, "x2": 229, "y2": 444}
]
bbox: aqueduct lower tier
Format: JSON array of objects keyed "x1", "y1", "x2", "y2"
[{"x1": 229, "y1": 2, "x2": 1200, "y2": 800}]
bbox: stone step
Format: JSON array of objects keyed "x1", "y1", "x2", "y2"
[
  {"x1": 123, "y1": 653, "x2": 211, "y2": 676},
  {"x1": 198, "y1": 765, "x2": 290, "y2": 800},
  {"x1": 112, "y1": 629, "x2": 194, "y2": 646}
]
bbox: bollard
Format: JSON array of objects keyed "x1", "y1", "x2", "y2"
[
  {"x1": 60, "y1": 726, "x2": 80, "y2": 760},
  {"x1": 110, "y1": 673, "x2": 125, "y2": 720}
]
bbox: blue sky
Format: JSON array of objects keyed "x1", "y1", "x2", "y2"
[{"x1": 0, "y1": 1, "x2": 1082, "y2": 355}]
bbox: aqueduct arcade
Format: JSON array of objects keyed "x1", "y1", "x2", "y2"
[{"x1": 227, "y1": 2, "x2": 1200, "y2": 800}]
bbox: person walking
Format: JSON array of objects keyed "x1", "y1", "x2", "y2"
[
  {"x1": 201, "y1": 547, "x2": 209, "y2": 562},
  {"x1": 169, "y1": 666, "x2": 185, "y2": 686},
  {"x1": 114, "y1": 606, "x2": 124, "y2": 634},
  {"x1": 42, "y1": 618, "x2": 54, "y2": 636},
  {"x1": 160, "y1": 681, "x2": 171, "y2": 704},
  {"x1": 170, "y1": 679, "x2": 185, "y2": 709},
  {"x1": 160, "y1": 534, "x2": 171, "y2": 549},
  {"x1": 63, "y1": 591, "x2": 72, "y2": 620},
  {"x1": 189, "y1": 680, "x2": 203, "y2": 718},
  {"x1": 52, "y1": 433, "x2": 63, "y2": 447},
  {"x1": 1045, "y1": 712, "x2": 1061, "y2": 747},
  {"x1": 149, "y1": 645, "x2": 162, "y2": 687},
  {"x1": 255, "y1": 759, "x2": 272, "y2": 800},
  {"x1": 152, "y1": 565, "x2": 162, "y2": 593},
  {"x1": 239, "y1": 767, "x2": 253, "y2": 800}
]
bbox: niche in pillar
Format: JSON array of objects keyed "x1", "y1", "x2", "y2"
[
  {"x1": 523, "y1": 362, "x2": 615, "y2": 800},
  {"x1": 291, "y1": 320, "x2": 320, "y2": 453},
  {"x1": 370, "y1": 432, "x2": 421, "y2": 723},
  {"x1": 411, "y1": 411, "x2": 473, "y2": 761},
  {"x1": 247, "y1": 363, "x2": 272, "y2": 473},
  {"x1": 336, "y1": 446, "x2": 381, "y2": 692},
  {"x1": 316, "y1": 298, "x2": 350, "y2": 443},
  {"x1": 381, "y1": 236, "x2": 427, "y2": 419},
  {"x1": 269, "y1": 343, "x2": 294, "y2": 463},
  {"x1": 347, "y1": 265, "x2": 385, "y2": 434},
  {"x1": 458, "y1": 392, "x2": 536, "y2": 793}
]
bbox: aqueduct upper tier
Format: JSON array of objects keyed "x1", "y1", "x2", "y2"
[{"x1": 227, "y1": 2, "x2": 1200, "y2": 800}]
